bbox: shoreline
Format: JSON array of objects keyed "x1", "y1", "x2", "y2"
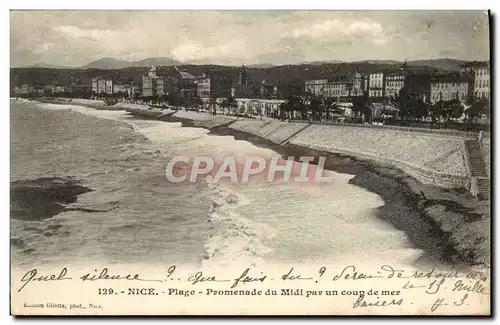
[
  {"x1": 161, "y1": 114, "x2": 490, "y2": 270},
  {"x1": 25, "y1": 99, "x2": 491, "y2": 270}
]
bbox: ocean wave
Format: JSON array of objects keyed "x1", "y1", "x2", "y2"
[{"x1": 203, "y1": 183, "x2": 274, "y2": 267}]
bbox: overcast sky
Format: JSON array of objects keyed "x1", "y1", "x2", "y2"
[{"x1": 10, "y1": 10, "x2": 490, "y2": 67}]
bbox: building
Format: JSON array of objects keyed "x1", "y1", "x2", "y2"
[
  {"x1": 305, "y1": 79, "x2": 328, "y2": 96},
  {"x1": 305, "y1": 73, "x2": 367, "y2": 100},
  {"x1": 237, "y1": 65, "x2": 250, "y2": 87},
  {"x1": 368, "y1": 72, "x2": 384, "y2": 98},
  {"x1": 142, "y1": 66, "x2": 163, "y2": 97},
  {"x1": 142, "y1": 66, "x2": 197, "y2": 103},
  {"x1": 473, "y1": 65, "x2": 490, "y2": 99},
  {"x1": 351, "y1": 72, "x2": 368, "y2": 97},
  {"x1": 195, "y1": 74, "x2": 211, "y2": 99},
  {"x1": 92, "y1": 77, "x2": 113, "y2": 95},
  {"x1": 13, "y1": 84, "x2": 31, "y2": 94},
  {"x1": 429, "y1": 74, "x2": 469, "y2": 103},
  {"x1": 68, "y1": 84, "x2": 92, "y2": 98},
  {"x1": 51, "y1": 85, "x2": 66, "y2": 93},
  {"x1": 324, "y1": 80, "x2": 352, "y2": 99},
  {"x1": 105, "y1": 80, "x2": 113, "y2": 94},
  {"x1": 384, "y1": 73, "x2": 405, "y2": 99},
  {"x1": 460, "y1": 61, "x2": 490, "y2": 99},
  {"x1": 236, "y1": 98, "x2": 285, "y2": 117},
  {"x1": 113, "y1": 84, "x2": 137, "y2": 98}
]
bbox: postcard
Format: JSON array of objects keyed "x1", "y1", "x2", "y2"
[{"x1": 10, "y1": 10, "x2": 491, "y2": 316}]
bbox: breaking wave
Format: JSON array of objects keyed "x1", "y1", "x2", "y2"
[{"x1": 203, "y1": 182, "x2": 274, "y2": 267}]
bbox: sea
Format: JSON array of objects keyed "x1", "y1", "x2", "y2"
[{"x1": 10, "y1": 100, "x2": 424, "y2": 270}]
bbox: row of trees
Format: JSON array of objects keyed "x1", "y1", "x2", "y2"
[
  {"x1": 277, "y1": 93, "x2": 372, "y2": 122},
  {"x1": 391, "y1": 89, "x2": 490, "y2": 124},
  {"x1": 275, "y1": 89, "x2": 491, "y2": 125}
]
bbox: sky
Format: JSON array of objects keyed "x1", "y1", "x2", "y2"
[{"x1": 10, "y1": 10, "x2": 490, "y2": 67}]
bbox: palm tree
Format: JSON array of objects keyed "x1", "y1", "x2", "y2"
[
  {"x1": 280, "y1": 94, "x2": 305, "y2": 120},
  {"x1": 209, "y1": 95, "x2": 218, "y2": 115},
  {"x1": 220, "y1": 96, "x2": 238, "y2": 115},
  {"x1": 237, "y1": 103, "x2": 246, "y2": 119},
  {"x1": 192, "y1": 95, "x2": 204, "y2": 111}
]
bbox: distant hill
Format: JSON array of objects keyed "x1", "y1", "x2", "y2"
[
  {"x1": 14, "y1": 57, "x2": 487, "y2": 72},
  {"x1": 299, "y1": 60, "x2": 345, "y2": 65},
  {"x1": 354, "y1": 60, "x2": 402, "y2": 65},
  {"x1": 133, "y1": 57, "x2": 182, "y2": 67},
  {"x1": 10, "y1": 58, "x2": 489, "y2": 90},
  {"x1": 15, "y1": 62, "x2": 71, "y2": 69},
  {"x1": 80, "y1": 58, "x2": 135, "y2": 69},
  {"x1": 406, "y1": 58, "x2": 470, "y2": 71},
  {"x1": 247, "y1": 63, "x2": 276, "y2": 68},
  {"x1": 79, "y1": 57, "x2": 182, "y2": 69}
]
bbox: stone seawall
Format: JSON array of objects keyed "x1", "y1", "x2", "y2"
[
  {"x1": 230, "y1": 119, "x2": 470, "y2": 190},
  {"x1": 228, "y1": 119, "x2": 309, "y2": 144},
  {"x1": 154, "y1": 113, "x2": 471, "y2": 190},
  {"x1": 289, "y1": 124, "x2": 469, "y2": 189},
  {"x1": 172, "y1": 111, "x2": 237, "y2": 128}
]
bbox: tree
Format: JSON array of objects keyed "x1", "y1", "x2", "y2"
[
  {"x1": 167, "y1": 93, "x2": 182, "y2": 110},
  {"x1": 237, "y1": 103, "x2": 246, "y2": 119},
  {"x1": 308, "y1": 94, "x2": 323, "y2": 121},
  {"x1": 391, "y1": 89, "x2": 407, "y2": 119},
  {"x1": 151, "y1": 95, "x2": 159, "y2": 105},
  {"x1": 255, "y1": 105, "x2": 263, "y2": 120},
  {"x1": 209, "y1": 95, "x2": 218, "y2": 115},
  {"x1": 192, "y1": 95, "x2": 204, "y2": 111},
  {"x1": 428, "y1": 100, "x2": 449, "y2": 124},
  {"x1": 445, "y1": 99, "x2": 464, "y2": 121},
  {"x1": 159, "y1": 94, "x2": 169, "y2": 105},
  {"x1": 465, "y1": 96, "x2": 489, "y2": 124},
  {"x1": 220, "y1": 96, "x2": 238, "y2": 115},
  {"x1": 414, "y1": 99, "x2": 429, "y2": 120},
  {"x1": 352, "y1": 95, "x2": 372, "y2": 123},
  {"x1": 280, "y1": 94, "x2": 305, "y2": 120}
]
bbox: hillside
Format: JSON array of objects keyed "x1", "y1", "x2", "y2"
[
  {"x1": 17, "y1": 63, "x2": 71, "y2": 69},
  {"x1": 407, "y1": 58, "x2": 469, "y2": 71},
  {"x1": 11, "y1": 58, "x2": 488, "y2": 89},
  {"x1": 13, "y1": 56, "x2": 487, "y2": 72},
  {"x1": 79, "y1": 57, "x2": 182, "y2": 69}
]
